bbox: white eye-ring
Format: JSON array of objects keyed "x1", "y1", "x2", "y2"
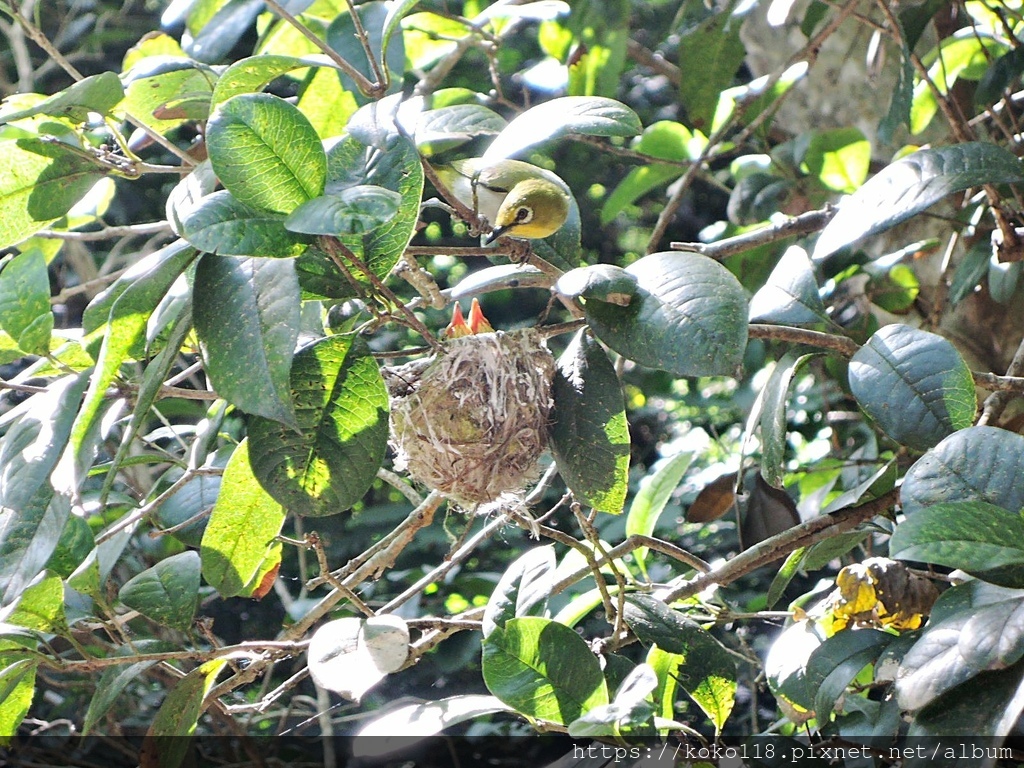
[{"x1": 514, "y1": 207, "x2": 533, "y2": 223}]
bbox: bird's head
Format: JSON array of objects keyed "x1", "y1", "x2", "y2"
[{"x1": 486, "y1": 178, "x2": 570, "y2": 242}]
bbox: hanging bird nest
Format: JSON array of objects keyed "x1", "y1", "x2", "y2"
[{"x1": 386, "y1": 329, "x2": 555, "y2": 510}]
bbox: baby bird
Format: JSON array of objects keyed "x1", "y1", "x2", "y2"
[
  {"x1": 444, "y1": 298, "x2": 495, "y2": 338},
  {"x1": 436, "y1": 159, "x2": 571, "y2": 242}
]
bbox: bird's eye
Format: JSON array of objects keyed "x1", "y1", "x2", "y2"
[{"x1": 515, "y1": 207, "x2": 533, "y2": 223}]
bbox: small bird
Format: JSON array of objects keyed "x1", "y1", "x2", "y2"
[
  {"x1": 435, "y1": 159, "x2": 571, "y2": 242},
  {"x1": 445, "y1": 298, "x2": 495, "y2": 338}
]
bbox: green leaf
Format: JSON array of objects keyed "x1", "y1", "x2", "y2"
[
  {"x1": 760, "y1": 352, "x2": 818, "y2": 488},
  {"x1": 193, "y1": 254, "x2": 300, "y2": 426},
  {"x1": 890, "y1": 501, "x2": 1024, "y2": 587},
  {"x1": 4, "y1": 574, "x2": 67, "y2": 635},
  {"x1": 481, "y1": 96, "x2": 641, "y2": 163},
  {"x1": 184, "y1": 0, "x2": 263, "y2": 63},
  {"x1": 121, "y1": 57, "x2": 217, "y2": 133},
  {"x1": 949, "y1": 240, "x2": 990, "y2": 307},
  {"x1": 0, "y1": 72, "x2": 124, "y2": 124},
  {"x1": 0, "y1": 657, "x2": 36, "y2": 744},
  {"x1": 83, "y1": 640, "x2": 172, "y2": 735},
  {"x1": 848, "y1": 325, "x2": 976, "y2": 451},
  {"x1": 0, "y1": 374, "x2": 87, "y2": 605},
  {"x1": 143, "y1": 658, "x2": 228, "y2": 765},
  {"x1": 677, "y1": 10, "x2": 745, "y2": 131},
  {"x1": 976, "y1": 45, "x2": 1024, "y2": 108},
  {"x1": 568, "y1": 663, "x2": 657, "y2": 738},
  {"x1": 749, "y1": 244, "x2": 827, "y2": 329},
  {"x1": 554, "y1": 265, "x2": 637, "y2": 306},
  {"x1": 82, "y1": 239, "x2": 196, "y2": 347},
  {"x1": 585, "y1": 252, "x2": 748, "y2": 377},
  {"x1": 297, "y1": 135, "x2": 423, "y2": 296},
  {"x1": 548, "y1": 331, "x2": 630, "y2": 514},
  {"x1": 804, "y1": 629, "x2": 892, "y2": 719},
  {"x1": 600, "y1": 165, "x2": 684, "y2": 225},
  {"x1": 413, "y1": 104, "x2": 507, "y2": 155},
  {"x1": 211, "y1": 53, "x2": 337, "y2": 108},
  {"x1": 46, "y1": 513, "x2": 95, "y2": 579},
  {"x1": 206, "y1": 93, "x2": 326, "y2": 214},
  {"x1": 0, "y1": 249, "x2": 53, "y2": 355},
  {"x1": 180, "y1": 190, "x2": 307, "y2": 257},
  {"x1": 625, "y1": 451, "x2": 694, "y2": 577},
  {"x1": 482, "y1": 546, "x2": 556, "y2": 637},
  {"x1": 905, "y1": 657, "x2": 1024, "y2": 751},
  {"x1": 285, "y1": 185, "x2": 401, "y2": 236},
  {"x1": 621, "y1": 595, "x2": 736, "y2": 732},
  {"x1": 764, "y1": 620, "x2": 825, "y2": 711},
  {"x1": 910, "y1": 35, "x2": 1007, "y2": 135},
  {"x1": 118, "y1": 551, "x2": 201, "y2": 631},
  {"x1": 307, "y1": 615, "x2": 409, "y2": 700},
  {"x1": 247, "y1": 334, "x2": 389, "y2": 516},
  {"x1": 0, "y1": 138, "x2": 106, "y2": 249},
  {"x1": 482, "y1": 616, "x2": 608, "y2": 725},
  {"x1": 201, "y1": 440, "x2": 286, "y2": 598},
  {"x1": 813, "y1": 143, "x2": 1024, "y2": 260},
  {"x1": 799, "y1": 128, "x2": 871, "y2": 193},
  {"x1": 902, "y1": 426, "x2": 1024, "y2": 517},
  {"x1": 326, "y1": 1, "x2": 405, "y2": 91},
  {"x1": 448, "y1": 264, "x2": 550, "y2": 298}
]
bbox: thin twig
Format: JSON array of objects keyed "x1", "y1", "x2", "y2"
[{"x1": 670, "y1": 207, "x2": 837, "y2": 259}]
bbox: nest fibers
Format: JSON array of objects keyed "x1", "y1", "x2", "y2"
[{"x1": 387, "y1": 329, "x2": 555, "y2": 510}]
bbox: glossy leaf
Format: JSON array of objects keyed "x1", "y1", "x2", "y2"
[
  {"x1": 118, "y1": 551, "x2": 201, "y2": 631},
  {"x1": 448, "y1": 264, "x2": 550, "y2": 298},
  {"x1": 677, "y1": 10, "x2": 744, "y2": 131},
  {"x1": 813, "y1": 143, "x2": 1024, "y2": 260},
  {"x1": 184, "y1": 0, "x2": 263, "y2": 63},
  {"x1": 0, "y1": 374, "x2": 87, "y2": 605},
  {"x1": 748, "y1": 245, "x2": 829, "y2": 327},
  {"x1": 193, "y1": 254, "x2": 300, "y2": 426},
  {"x1": 180, "y1": 190, "x2": 307, "y2": 257},
  {"x1": 326, "y1": 1, "x2": 405, "y2": 91},
  {"x1": 4, "y1": 574, "x2": 67, "y2": 635},
  {"x1": 481, "y1": 96, "x2": 641, "y2": 163},
  {"x1": 414, "y1": 104, "x2": 507, "y2": 154},
  {"x1": 848, "y1": 325, "x2": 975, "y2": 452},
  {"x1": 83, "y1": 640, "x2": 172, "y2": 735},
  {"x1": 760, "y1": 352, "x2": 817, "y2": 488},
  {"x1": 548, "y1": 331, "x2": 630, "y2": 514},
  {"x1": 765, "y1": 620, "x2": 825, "y2": 712},
  {"x1": 201, "y1": 440, "x2": 286, "y2": 598},
  {"x1": 307, "y1": 616, "x2": 409, "y2": 701},
  {"x1": 354, "y1": 695, "x2": 513, "y2": 749},
  {"x1": 889, "y1": 501, "x2": 1024, "y2": 587},
  {"x1": 0, "y1": 657, "x2": 36, "y2": 744},
  {"x1": 554, "y1": 265, "x2": 637, "y2": 306},
  {"x1": 799, "y1": 128, "x2": 871, "y2": 193},
  {"x1": 142, "y1": 658, "x2": 228, "y2": 767},
  {"x1": 804, "y1": 629, "x2": 891, "y2": 719},
  {"x1": 482, "y1": 617, "x2": 608, "y2": 725},
  {"x1": 247, "y1": 334, "x2": 389, "y2": 516},
  {"x1": 0, "y1": 72, "x2": 123, "y2": 123},
  {"x1": 621, "y1": 595, "x2": 736, "y2": 731},
  {"x1": 285, "y1": 185, "x2": 401, "y2": 236},
  {"x1": 901, "y1": 426, "x2": 1024, "y2": 516},
  {"x1": 482, "y1": 545, "x2": 556, "y2": 637},
  {"x1": 0, "y1": 249, "x2": 53, "y2": 355},
  {"x1": 625, "y1": 451, "x2": 694, "y2": 576},
  {"x1": 0, "y1": 138, "x2": 106, "y2": 249},
  {"x1": 211, "y1": 53, "x2": 336, "y2": 108},
  {"x1": 206, "y1": 93, "x2": 326, "y2": 214},
  {"x1": 585, "y1": 252, "x2": 748, "y2": 377},
  {"x1": 121, "y1": 58, "x2": 217, "y2": 133}
]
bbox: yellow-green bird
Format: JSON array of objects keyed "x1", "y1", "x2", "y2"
[{"x1": 435, "y1": 159, "x2": 571, "y2": 242}]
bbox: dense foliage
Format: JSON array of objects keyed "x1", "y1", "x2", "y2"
[{"x1": 4, "y1": 0, "x2": 1024, "y2": 765}]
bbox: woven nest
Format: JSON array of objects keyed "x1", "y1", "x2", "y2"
[{"x1": 387, "y1": 329, "x2": 555, "y2": 509}]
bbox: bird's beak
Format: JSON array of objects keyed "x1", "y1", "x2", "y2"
[{"x1": 482, "y1": 226, "x2": 505, "y2": 245}]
